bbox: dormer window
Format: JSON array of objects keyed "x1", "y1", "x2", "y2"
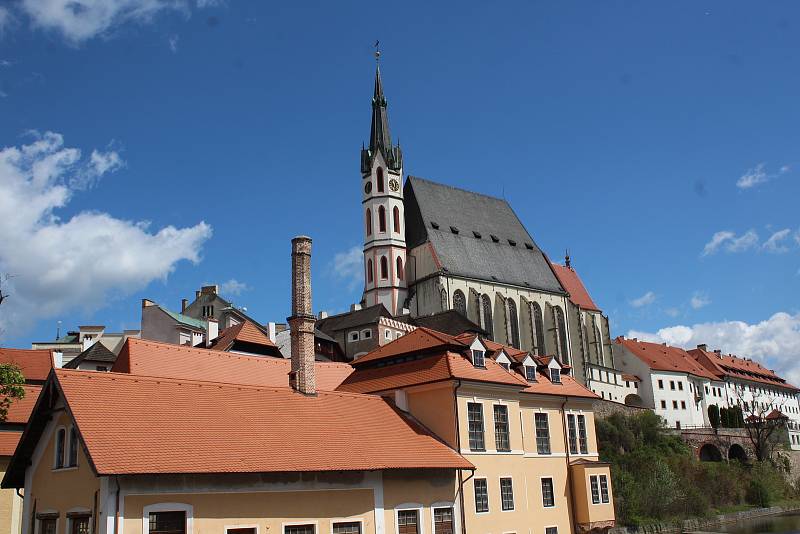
[
  {"x1": 525, "y1": 366, "x2": 537, "y2": 382},
  {"x1": 472, "y1": 349, "x2": 485, "y2": 368},
  {"x1": 500, "y1": 362, "x2": 510, "y2": 371},
  {"x1": 550, "y1": 368, "x2": 561, "y2": 384}
]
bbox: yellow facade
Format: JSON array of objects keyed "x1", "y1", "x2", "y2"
[{"x1": 0, "y1": 459, "x2": 23, "y2": 534}]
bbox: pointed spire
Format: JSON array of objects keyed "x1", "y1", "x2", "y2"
[
  {"x1": 565, "y1": 250, "x2": 571, "y2": 269},
  {"x1": 362, "y1": 46, "x2": 402, "y2": 173}
]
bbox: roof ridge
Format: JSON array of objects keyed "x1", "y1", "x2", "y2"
[{"x1": 408, "y1": 176, "x2": 509, "y2": 205}]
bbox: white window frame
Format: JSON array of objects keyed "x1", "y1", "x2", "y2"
[
  {"x1": 67, "y1": 425, "x2": 79, "y2": 468},
  {"x1": 65, "y1": 508, "x2": 92, "y2": 534},
  {"x1": 544, "y1": 526, "x2": 559, "y2": 534},
  {"x1": 329, "y1": 519, "x2": 364, "y2": 534},
  {"x1": 142, "y1": 503, "x2": 194, "y2": 534},
  {"x1": 589, "y1": 475, "x2": 601, "y2": 505},
  {"x1": 499, "y1": 476, "x2": 515, "y2": 512},
  {"x1": 360, "y1": 329, "x2": 372, "y2": 340},
  {"x1": 394, "y1": 504, "x2": 424, "y2": 534},
  {"x1": 53, "y1": 425, "x2": 67, "y2": 470},
  {"x1": 281, "y1": 521, "x2": 318, "y2": 534},
  {"x1": 384, "y1": 330, "x2": 392, "y2": 341},
  {"x1": 348, "y1": 332, "x2": 359, "y2": 343},
  {"x1": 224, "y1": 525, "x2": 259, "y2": 534},
  {"x1": 599, "y1": 474, "x2": 610, "y2": 503},
  {"x1": 429, "y1": 502, "x2": 457, "y2": 534},
  {"x1": 473, "y1": 477, "x2": 490, "y2": 515},
  {"x1": 540, "y1": 476, "x2": 556, "y2": 509}
]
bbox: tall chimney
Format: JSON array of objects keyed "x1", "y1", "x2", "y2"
[
  {"x1": 181, "y1": 298, "x2": 188, "y2": 313},
  {"x1": 697, "y1": 344, "x2": 708, "y2": 351},
  {"x1": 288, "y1": 236, "x2": 316, "y2": 395},
  {"x1": 205, "y1": 318, "x2": 218, "y2": 348}
]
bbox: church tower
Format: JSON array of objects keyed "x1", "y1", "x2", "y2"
[{"x1": 360, "y1": 60, "x2": 407, "y2": 315}]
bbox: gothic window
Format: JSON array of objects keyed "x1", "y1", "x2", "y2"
[
  {"x1": 530, "y1": 302, "x2": 545, "y2": 355},
  {"x1": 380, "y1": 256, "x2": 388, "y2": 279},
  {"x1": 396, "y1": 257, "x2": 404, "y2": 281},
  {"x1": 376, "y1": 167, "x2": 384, "y2": 193},
  {"x1": 507, "y1": 299, "x2": 520, "y2": 348},
  {"x1": 441, "y1": 289, "x2": 448, "y2": 311},
  {"x1": 367, "y1": 259, "x2": 373, "y2": 283},
  {"x1": 378, "y1": 206, "x2": 386, "y2": 233},
  {"x1": 481, "y1": 294, "x2": 494, "y2": 340},
  {"x1": 593, "y1": 323, "x2": 603, "y2": 365},
  {"x1": 453, "y1": 290, "x2": 466, "y2": 316},
  {"x1": 554, "y1": 306, "x2": 569, "y2": 364},
  {"x1": 366, "y1": 209, "x2": 372, "y2": 236},
  {"x1": 393, "y1": 206, "x2": 401, "y2": 233}
]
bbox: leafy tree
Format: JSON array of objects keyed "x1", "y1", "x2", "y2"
[
  {"x1": 0, "y1": 364, "x2": 25, "y2": 422},
  {"x1": 708, "y1": 405, "x2": 720, "y2": 428}
]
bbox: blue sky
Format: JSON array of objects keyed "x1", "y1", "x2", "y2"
[{"x1": 0, "y1": 1, "x2": 798, "y2": 378}]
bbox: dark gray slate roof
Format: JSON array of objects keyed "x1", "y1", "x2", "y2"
[
  {"x1": 409, "y1": 310, "x2": 487, "y2": 337},
  {"x1": 63, "y1": 342, "x2": 117, "y2": 369},
  {"x1": 404, "y1": 177, "x2": 565, "y2": 293},
  {"x1": 316, "y1": 304, "x2": 392, "y2": 336}
]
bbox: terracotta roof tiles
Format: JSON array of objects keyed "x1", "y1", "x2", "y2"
[
  {"x1": 550, "y1": 263, "x2": 601, "y2": 312},
  {"x1": 616, "y1": 337, "x2": 718, "y2": 381},
  {"x1": 352, "y1": 327, "x2": 465, "y2": 366},
  {"x1": 0, "y1": 432, "x2": 22, "y2": 457},
  {"x1": 689, "y1": 347, "x2": 798, "y2": 391},
  {"x1": 208, "y1": 320, "x2": 278, "y2": 352},
  {"x1": 0, "y1": 348, "x2": 54, "y2": 383}
]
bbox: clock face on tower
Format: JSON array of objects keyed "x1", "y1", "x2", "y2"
[{"x1": 389, "y1": 178, "x2": 400, "y2": 192}]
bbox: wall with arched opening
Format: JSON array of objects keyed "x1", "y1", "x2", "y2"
[{"x1": 699, "y1": 443, "x2": 723, "y2": 462}]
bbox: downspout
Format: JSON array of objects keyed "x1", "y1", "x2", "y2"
[
  {"x1": 453, "y1": 379, "x2": 471, "y2": 534},
  {"x1": 561, "y1": 396, "x2": 578, "y2": 534},
  {"x1": 92, "y1": 490, "x2": 98, "y2": 534},
  {"x1": 113, "y1": 477, "x2": 120, "y2": 534}
]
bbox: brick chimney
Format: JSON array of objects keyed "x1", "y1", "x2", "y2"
[
  {"x1": 288, "y1": 236, "x2": 316, "y2": 395},
  {"x1": 697, "y1": 344, "x2": 708, "y2": 351},
  {"x1": 181, "y1": 298, "x2": 188, "y2": 313}
]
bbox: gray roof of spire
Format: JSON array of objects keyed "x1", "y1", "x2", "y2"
[
  {"x1": 404, "y1": 176, "x2": 566, "y2": 294},
  {"x1": 362, "y1": 66, "x2": 402, "y2": 172}
]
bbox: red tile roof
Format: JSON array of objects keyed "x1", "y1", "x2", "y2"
[
  {"x1": 0, "y1": 432, "x2": 22, "y2": 457},
  {"x1": 4, "y1": 386, "x2": 42, "y2": 425},
  {"x1": 54, "y1": 369, "x2": 472, "y2": 474},
  {"x1": 550, "y1": 264, "x2": 601, "y2": 312},
  {"x1": 0, "y1": 348, "x2": 54, "y2": 383},
  {"x1": 615, "y1": 337, "x2": 719, "y2": 380},
  {"x1": 113, "y1": 338, "x2": 352, "y2": 391},
  {"x1": 209, "y1": 321, "x2": 278, "y2": 352},
  {"x1": 688, "y1": 348, "x2": 798, "y2": 391},
  {"x1": 352, "y1": 327, "x2": 466, "y2": 366},
  {"x1": 621, "y1": 374, "x2": 641, "y2": 382}
]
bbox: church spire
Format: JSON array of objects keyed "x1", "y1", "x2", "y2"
[{"x1": 362, "y1": 47, "x2": 402, "y2": 173}]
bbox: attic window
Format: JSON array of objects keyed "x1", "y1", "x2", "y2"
[
  {"x1": 472, "y1": 349, "x2": 486, "y2": 368},
  {"x1": 549, "y1": 368, "x2": 561, "y2": 384},
  {"x1": 490, "y1": 235, "x2": 499, "y2": 243},
  {"x1": 525, "y1": 243, "x2": 534, "y2": 250},
  {"x1": 431, "y1": 221, "x2": 440, "y2": 229},
  {"x1": 473, "y1": 231, "x2": 482, "y2": 239},
  {"x1": 508, "y1": 239, "x2": 517, "y2": 247},
  {"x1": 450, "y1": 226, "x2": 459, "y2": 234},
  {"x1": 525, "y1": 366, "x2": 537, "y2": 382},
  {"x1": 500, "y1": 362, "x2": 510, "y2": 371}
]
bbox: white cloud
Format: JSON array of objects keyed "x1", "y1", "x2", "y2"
[
  {"x1": 168, "y1": 34, "x2": 179, "y2": 52},
  {"x1": 219, "y1": 278, "x2": 248, "y2": 297},
  {"x1": 331, "y1": 246, "x2": 363, "y2": 291},
  {"x1": 628, "y1": 312, "x2": 800, "y2": 386},
  {"x1": 702, "y1": 229, "x2": 759, "y2": 256},
  {"x1": 665, "y1": 307, "x2": 680, "y2": 318},
  {"x1": 0, "y1": 7, "x2": 12, "y2": 34},
  {"x1": 736, "y1": 162, "x2": 791, "y2": 189},
  {"x1": 690, "y1": 291, "x2": 711, "y2": 310},
  {"x1": 629, "y1": 291, "x2": 656, "y2": 308},
  {"x1": 763, "y1": 228, "x2": 791, "y2": 254},
  {"x1": 0, "y1": 59, "x2": 12, "y2": 67},
  {"x1": 0, "y1": 130, "x2": 211, "y2": 337}
]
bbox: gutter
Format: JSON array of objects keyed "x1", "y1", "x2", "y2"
[
  {"x1": 562, "y1": 396, "x2": 579, "y2": 534},
  {"x1": 453, "y1": 379, "x2": 472, "y2": 534}
]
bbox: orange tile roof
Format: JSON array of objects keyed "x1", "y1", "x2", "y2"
[
  {"x1": 621, "y1": 374, "x2": 641, "y2": 382},
  {"x1": 0, "y1": 431, "x2": 22, "y2": 457},
  {"x1": 550, "y1": 264, "x2": 601, "y2": 312},
  {"x1": 209, "y1": 321, "x2": 278, "y2": 352},
  {"x1": 4, "y1": 386, "x2": 42, "y2": 425},
  {"x1": 352, "y1": 327, "x2": 466, "y2": 366},
  {"x1": 55, "y1": 369, "x2": 472, "y2": 474},
  {"x1": 521, "y1": 373, "x2": 599, "y2": 399},
  {"x1": 688, "y1": 348, "x2": 798, "y2": 391},
  {"x1": 113, "y1": 338, "x2": 352, "y2": 391},
  {"x1": 615, "y1": 337, "x2": 718, "y2": 380},
  {"x1": 0, "y1": 348, "x2": 54, "y2": 383}
]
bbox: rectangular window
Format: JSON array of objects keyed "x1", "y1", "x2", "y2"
[
  {"x1": 681, "y1": 401, "x2": 686, "y2": 410},
  {"x1": 658, "y1": 379, "x2": 664, "y2": 389},
  {"x1": 600, "y1": 475, "x2": 610, "y2": 503},
  {"x1": 149, "y1": 512, "x2": 186, "y2": 534},
  {"x1": 284, "y1": 526, "x2": 315, "y2": 534},
  {"x1": 670, "y1": 381, "x2": 675, "y2": 390},
  {"x1": 678, "y1": 382, "x2": 684, "y2": 391},
  {"x1": 227, "y1": 529, "x2": 257, "y2": 534},
  {"x1": 535, "y1": 413, "x2": 551, "y2": 454},
  {"x1": 525, "y1": 366, "x2": 537, "y2": 382},
  {"x1": 577, "y1": 415, "x2": 588, "y2": 454},
  {"x1": 494, "y1": 405, "x2": 510, "y2": 451},
  {"x1": 500, "y1": 477, "x2": 514, "y2": 511},
  {"x1": 40, "y1": 519, "x2": 57, "y2": 534},
  {"x1": 71, "y1": 516, "x2": 90, "y2": 534},
  {"x1": 467, "y1": 403, "x2": 485, "y2": 451},
  {"x1": 672, "y1": 400, "x2": 678, "y2": 409},
  {"x1": 474, "y1": 479, "x2": 489, "y2": 513},
  {"x1": 68, "y1": 427, "x2": 78, "y2": 467},
  {"x1": 472, "y1": 350, "x2": 485, "y2": 368},
  {"x1": 550, "y1": 368, "x2": 561, "y2": 384},
  {"x1": 541, "y1": 478, "x2": 555, "y2": 508},
  {"x1": 590, "y1": 475, "x2": 600, "y2": 504},
  {"x1": 545, "y1": 528, "x2": 558, "y2": 534},
  {"x1": 55, "y1": 428, "x2": 65, "y2": 469},
  {"x1": 567, "y1": 414, "x2": 578, "y2": 454},
  {"x1": 432, "y1": 507, "x2": 453, "y2": 534},
  {"x1": 660, "y1": 400, "x2": 666, "y2": 409},
  {"x1": 332, "y1": 523, "x2": 361, "y2": 534}
]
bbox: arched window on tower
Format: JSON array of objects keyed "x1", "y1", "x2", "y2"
[
  {"x1": 481, "y1": 294, "x2": 494, "y2": 340},
  {"x1": 440, "y1": 289, "x2": 448, "y2": 312},
  {"x1": 367, "y1": 259, "x2": 373, "y2": 283},
  {"x1": 593, "y1": 323, "x2": 603, "y2": 365},
  {"x1": 453, "y1": 290, "x2": 466, "y2": 316},
  {"x1": 380, "y1": 256, "x2": 388, "y2": 279},
  {"x1": 393, "y1": 206, "x2": 401, "y2": 234},
  {"x1": 530, "y1": 302, "x2": 545, "y2": 355},
  {"x1": 507, "y1": 299, "x2": 520, "y2": 349},
  {"x1": 366, "y1": 209, "x2": 372, "y2": 236},
  {"x1": 376, "y1": 168, "x2": 384, "y2": 193},
  {"x1": 554, "y1": 306, "x2": 569, "y2": 364},
  {"x1": 396, "y1": 257, "x2": 404, "y2": 281},
  {"x1": 378, "y1": 206, "x2": 386, "y2": 233}
]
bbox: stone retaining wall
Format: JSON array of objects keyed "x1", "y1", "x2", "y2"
[
  {"x1": 592, "y1": 399, "x2": 649, "y2": 419},
  {"x1": 608, "y1": 504, "x2": 800, "y2": 534}
]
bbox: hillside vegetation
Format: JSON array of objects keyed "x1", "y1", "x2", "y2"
[{"x1": 596, "y1": 411, "x2": 798, "y2": 527}]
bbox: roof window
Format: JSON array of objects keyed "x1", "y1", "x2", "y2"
[
  {"x1": 473, "y1": 231, "x2": 482, "y2": 239},
  {"x1": 472, "y1": 349, "x2": 485, "y2": 368},
  {"x1": 430, "y1": 221, "x2": 439, "y2": 229},
  {"x1": 524, "y1": 243, "x2": 534, "y2": 250},
  {"x1": 550, "y1": 368, "x2": 561, "y2": 384},
  {"x1": 508, "y1": 239, "x2": 517, "y2": 247},
  {"x1": 490, "y1": 235, "x2": 499, "y2": 243},
  {"x1": 450, "y1": 226, "x2": 459, "y2": 234}
]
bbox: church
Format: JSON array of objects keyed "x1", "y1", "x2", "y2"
[{"x1": 353, "y1": 61, "x2": 620, "y2": 398}]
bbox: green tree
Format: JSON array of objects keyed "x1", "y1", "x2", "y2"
[
  {"x1": 708, "y1": 405, "x2": 720, "y2": 428},
  {"x1": 0, "y1": 364, "x2": 25, "y2": 422}
]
